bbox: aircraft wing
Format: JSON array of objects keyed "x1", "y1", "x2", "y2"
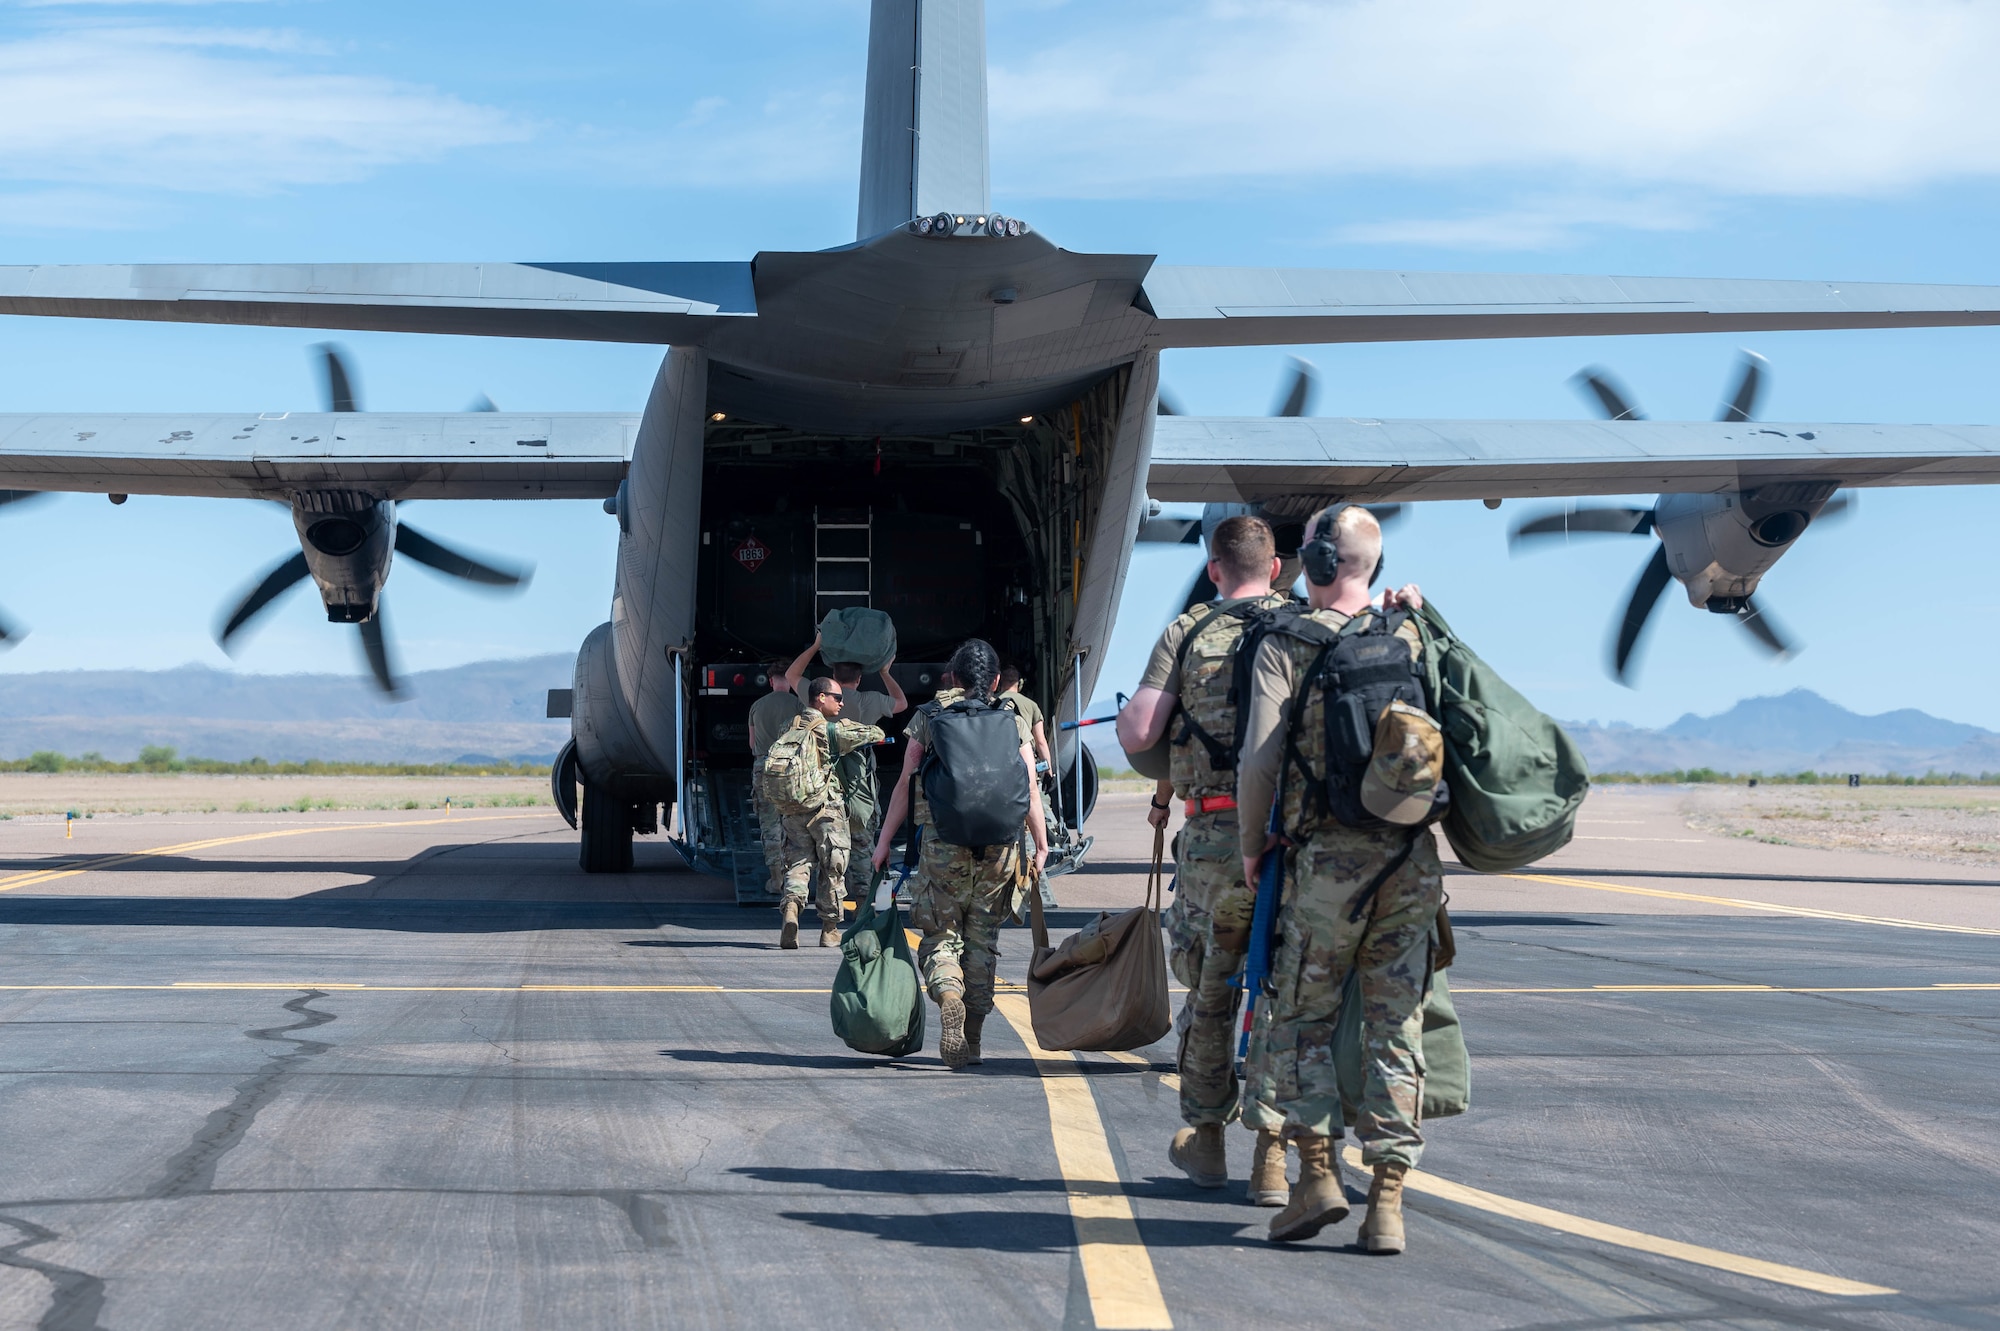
[
  {"x1": 1148, "y1": 416, "x2": 2000, "y2": 506},
  {"x1": 0, "y1": 413, "x2": 635, "y2": 500},
  {"x1": 1143, "y1": 268, "x2": 2000, "y2": 348},
  {"x1": 0, "y1": 262, "x2": 754, "y2": 344}
]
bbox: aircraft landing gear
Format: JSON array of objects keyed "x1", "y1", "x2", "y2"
[{"x1": 579, "y1": 779, "x2": 635, "y2": 874}]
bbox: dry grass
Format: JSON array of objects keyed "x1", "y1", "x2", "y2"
[
  {"x1": 1682, "y1": 784, "x2": 2000, "y2": 866},
  {"x1": 0, "y1": 773, "x2": 551, "y2": 818}
]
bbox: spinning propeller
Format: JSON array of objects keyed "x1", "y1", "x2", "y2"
[
  {"x1": 213, "y1": 345, "x2": 529, "y2": 696},
  {"x1": 1510, "y1": 352, "x2": 1848, "y2": 683},
  {"x1": 0, "y1": 490, "x2": 48, "y2": 645}
]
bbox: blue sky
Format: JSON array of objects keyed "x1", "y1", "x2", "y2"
[{"x1": 2, "y1": 0, "x2": 1999, "y2": 729}]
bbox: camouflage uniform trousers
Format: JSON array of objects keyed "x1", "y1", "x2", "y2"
[
  {"x1": 844, "y1": 799, "x2": 882, "y2": 905},
  {"x1": 778, "y1": 803, "x2": 848, "y2": 923},
  {"x1": 750, "y1": 759, "x2": 785, "y2": 896},
  {"x1": 909, "y1": 834, "x2": 1023, "y2": 1019},
  {"x1": 1165, "y1": 808, "x2": 1256, "y2": 1127},
  {"x1": 1241, "y1": 823, "x2": 1443, "y2": 1168}
]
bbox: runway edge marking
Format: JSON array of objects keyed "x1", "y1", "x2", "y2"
[
  {"x1": 0, "y1": 812, "x2": 552, "y2": 894},
  {"x1": 1089, "y1": 1050, "x2": 1893, "y2": 1298},
  {"x1": 1507, "y1": 871, "x2": 2000, "y2": 937},
  {"x1": 993, "y1": 994, "x2": 1173, "y2": 1331}
]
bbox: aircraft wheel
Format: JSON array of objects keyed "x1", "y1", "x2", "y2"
[{"x1": 579, "y1": 780, "x2": 634, "y2": 873}]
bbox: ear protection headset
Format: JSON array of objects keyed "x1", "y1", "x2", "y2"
[{"x1": 1298, "y1": 504, "x2": 1385, "y2": 588}]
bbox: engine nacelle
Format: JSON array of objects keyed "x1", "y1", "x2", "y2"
[
  {"x1": 291, "y1": 490, "x2": 395, "y2": 622},
  {"x1": 1654, "y1": 482, "x2": 1837, "y2": 611}
]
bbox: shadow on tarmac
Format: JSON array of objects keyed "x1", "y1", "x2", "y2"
[
  {"x1": 660, "y1": 1048, "x2": 1052, "y2": 1077},
  {"x1": 777, "y1": 1208, "x2": 1260, "y2": 1250}
]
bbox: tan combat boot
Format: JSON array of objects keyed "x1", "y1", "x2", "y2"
[
  {"x1": 819, "y1": 916, "x2": 841, "y2": 947},
  {"x1": 1360, "y1": 1161, "x2": 1408, "y2": 1255},
  {"x1": 1168, "y1": 1123, "x2": 1229, "y2": 1189},
  {"x1": 1267, "y1": 1133, "x2": 1349, "y2": 1243},
  {"x1": 778, "y1": 899, "x2": 800, "y2": 950},
  {"x1": 1249, "y1": 1129, "x2": 1289, "y2": 1207},
  {"x1": 962, "y1": 1010, "x2": 985, "y2": 1065},
  {"x1": 938, "y1": 992, "x2": 971, "y2": 1068}
]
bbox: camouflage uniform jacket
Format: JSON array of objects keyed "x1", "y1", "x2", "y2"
[{"x1": 783, "y1": 710, "x2": 886, "y2": 817}]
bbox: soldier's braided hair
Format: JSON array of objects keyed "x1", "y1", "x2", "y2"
[{"x1": 946, "y1": 638, "x2": 1001, "y2": 704}]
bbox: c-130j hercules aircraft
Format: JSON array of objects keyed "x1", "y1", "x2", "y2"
[{"x1": 5, "y1": 1, "x2": 2000, "y2": 887}]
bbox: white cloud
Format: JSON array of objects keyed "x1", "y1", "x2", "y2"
[
  {"x1": 990, "y1": 0, "x2": 2000, "y2": 200},
  {"x1": 0, "y1": 24, "x2": 521, "y2": 193},
  {"x1": 1333, "y1": 194, "x2": 1710, "y2": 250}
]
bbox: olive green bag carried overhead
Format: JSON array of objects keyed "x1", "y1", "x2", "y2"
[{"x1": 1413, "y1": 602, "x2": 1590, "y2": 874}]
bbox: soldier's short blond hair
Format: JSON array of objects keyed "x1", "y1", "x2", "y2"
[{"x1": 1306, "y1": 503, "x2": 1382, "y2": 576}]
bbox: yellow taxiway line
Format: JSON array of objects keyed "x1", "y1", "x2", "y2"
[
  {"x1": 994, "y1": 994, "x2": 1173, "y2": 1331},
  {"x1": 1090, "y1": 1049, "x2": 1892, "y2": 1298},
  {"x1": 1336, "y1": 1145, "x2": 1894, "y2": 1297},
  {"x1": 0, "y1": 812, "x2": 554, "y2": 895},
  {"x1": 1506, "y1": 871, "x2": 2000, "y2": 937}
]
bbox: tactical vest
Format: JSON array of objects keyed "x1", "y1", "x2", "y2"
[
  {"x1": 1168, "y1": 593, "x2": 1289, "y2": 801},
  {"x1": 1271, "y1": 607, "x2": 1429, "y2": 839}
]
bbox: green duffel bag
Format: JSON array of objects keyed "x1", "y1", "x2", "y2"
[
  {"x1": 819, "y1": 607, "x2": 898, "y2": 674},
  {"x1": 1414, "y1": 601, "x2": 1590, "y2": 874},
  {"x1": 830, "y1": 878, "x2": 925, "y2": 1058},
  {"x1": 1335, "y1": 967, "x2": 1470, "y2": 1124}
]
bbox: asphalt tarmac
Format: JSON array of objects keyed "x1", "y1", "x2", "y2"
[{"x1": 0, "y1": 791, "x2": 1994, "y2": 1330}]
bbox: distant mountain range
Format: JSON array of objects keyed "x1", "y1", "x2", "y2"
[
  {"x1": 6, "y1": 660, "x2": 1989, "y2": 778},
  {"x1": 1565, "y1": 689, "x2": 2000, "y2": 776},
  {"x1": 0, "y1": 656, "x2": 572, "y2": 764},
  {"x1": 1082, "y1": 687, "x2": 2000, "y2": 778}
]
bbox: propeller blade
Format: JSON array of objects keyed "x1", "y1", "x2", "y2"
[
  {"x1": 315, "y1": 343, "x2": 360, "y2": 413},
  {"x1": 393, "y1": 524, "x2": 528, "y2": 587},
  {"x1": 1510, "y1": 505, "x2": 1655, "y2": 548},
  {"x1": 0, "y1": 490, "x2": 43, "y2": 508},
  {"x1": 357, "y1": 609, "x2": 403, "y2": 697},
  {"x1": 216, "y1": 550, "x2": 312, "y2": 648},
  {"x1": 1611, "y1": 545, "x2": 1674, "y2": 684},
  {"x1": 1273, "y1": 357, "x2": 1317, "y2": 417},
  {"x1": 1735, "y1": 597, "x2": 1793, "y2": 658},
  {"x1": 1155, "y1": 388, "x2": 1184, "y2": 416},
  {"x1": 468, "y1": 393, "x2": 498, "y2": 413},
  {"x1": 0, "y1": 606, "x2": 25, "y2": 646},
  {"x1": 1366, "y1": 504, "x2": 1405, "y2": 528},
  {"x1": 1718, "y1": 350, "x2": 1768, "y2": 422},
  {"x1": 1571, "y1": 368, "x2": 1645, "y2": 421},
  {"x1": 1818, "y1": 491, "x2": 1854, "y2": 522}
]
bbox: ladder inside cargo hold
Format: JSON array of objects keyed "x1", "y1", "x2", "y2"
[{"x1": 815, "y1": 507, "x2": 871, "y2": 625}]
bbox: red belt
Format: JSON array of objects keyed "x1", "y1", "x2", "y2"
[{"x1": 1184, "y1": 794, "x2": 1238, "y2": 816}]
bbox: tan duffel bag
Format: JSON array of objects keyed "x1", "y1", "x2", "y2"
[{"x1": 1025, "y1": 827, "x2": 1173, "y2": 1051}]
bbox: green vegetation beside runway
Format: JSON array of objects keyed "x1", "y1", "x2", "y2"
[
  {"x1": 6, "y1": 746, "x2": 548, "y2": 777},
  {"x1": 0, "y1": 771, "x2": 553, "y2": 817}
]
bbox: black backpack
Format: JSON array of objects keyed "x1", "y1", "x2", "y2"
[
  {"x1": 1274, "y1": 608, "x2": 1435, "y2": 833},
  {"x1": 918, "y1": 698, "x2": 1032, "y2": 850}
]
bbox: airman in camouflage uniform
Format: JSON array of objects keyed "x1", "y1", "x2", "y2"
[
  {"x1": 1236, "y1": 503, "x2": 1438, "y2": 1254},
  {"x1": 773, "y1": 678, "x2": 883, "y2": 949},
  {"x1": 874, "y1": 640, "x2": 1048, "y2": 1070},
  {"x1": 1117, "y1": 514, "x2": 1289, "y2": 1198},
  {"x1": 747, "y1": 663, "x2": 804, "y2": 896},
  {"x1": 782, "y1": 635, "x2": 909, "y2": 911}
]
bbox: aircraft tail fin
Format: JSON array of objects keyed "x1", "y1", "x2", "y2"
[{"x1": 857, "y1": 0, "x2": 991, "y2": 240}]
